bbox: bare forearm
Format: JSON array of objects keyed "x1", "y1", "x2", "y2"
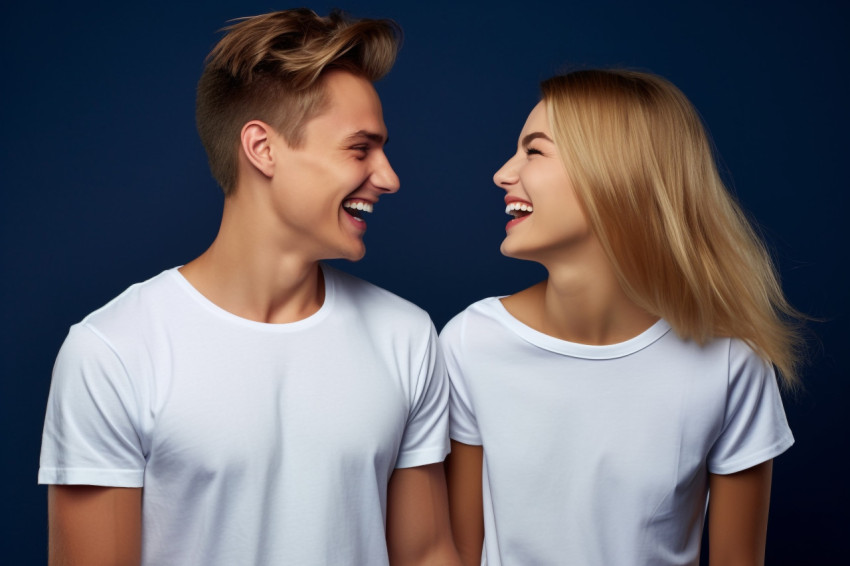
[
  {"x1": 390, "y1": 541, "x2": 462, "y2": 566},
  {"x1": 48, "y1": 485, "x2": 142, "y2": 566},
  {"x1": 387, "y1": 463, "x2": 461, "y2": 566},
  {"x1": 707, "y1": 461, "x2": 772, "y2": 566},
  {"x1": 445, "y1": 442, "x2": 484, "y2": 566}
]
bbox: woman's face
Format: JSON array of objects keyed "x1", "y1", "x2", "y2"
[{"x1": 494, "y1": 101, "x2": 594, "y2": 264}]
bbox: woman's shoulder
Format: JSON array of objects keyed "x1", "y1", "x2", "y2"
[
  {"x1": 500, "y1": 281, "x2": 546, "y2": 310},
  {"x1": 496, "y1": 280, "x2": 547, "y2": 329}
]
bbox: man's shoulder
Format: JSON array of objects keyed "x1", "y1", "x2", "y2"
[
  {"x1": 325, "y1": 264, "x2": 432, "y2": 328},
  {"x1": 54, "y1": 268, "x2": 183, "y2": 376},
  {"x1": 79, "y1": 268, "x2": 180, "y2": 335}
]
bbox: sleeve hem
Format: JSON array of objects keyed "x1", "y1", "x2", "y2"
[
  {"x1": 708, "y1": 435, "x2": 795, "y2": 475},
  {"x1": 38, "y1": 467, "x2": 144, "y2": 487},
  {"x1": 395, "y1": 444, "x2": 450, "y2": 469},
  {"x1": 449, "y1": 431, "x2": 482, "y2": 446}
]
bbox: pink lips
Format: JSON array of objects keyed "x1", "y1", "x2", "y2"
[
  {"x1": 341, "y1": 198, "x2": 375, "y2": 233},
  {"x1": 504, "y1": 197, "x2": 533, "y2": 232},
  {"x1": 506, "y1": 215, "x2": 529, "y2": 231},
  {"x1": 343, "y1": 210, "x2": 367, "y2": 231}
]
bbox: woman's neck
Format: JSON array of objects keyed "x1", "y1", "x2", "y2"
[{"x1": 502, "y1": 243, "x2": 658, "y2": 345}]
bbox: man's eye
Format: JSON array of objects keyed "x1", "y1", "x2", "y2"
[{"x1": 350, "y1": 145, "x2": 369, "y2": 160}]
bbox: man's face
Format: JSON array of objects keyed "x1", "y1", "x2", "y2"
[{"x1": 268, "y1": 70, "x2": 399, "y2": 262}]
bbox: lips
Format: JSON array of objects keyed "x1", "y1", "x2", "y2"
[
  {"x1": 342, "y1": 198, "x2": 374, "y2": 233},
  {"x1": 505, "y1": 201, "x2": 533, "y2": 217},
  {"x1": 342, "y1": 198, "x2": 373, "y2": 222},
  {"x1": 504, "y1": 198, "x2": 533, "y2": 231}
]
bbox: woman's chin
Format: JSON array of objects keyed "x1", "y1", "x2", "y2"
[{"x1": 500, "y1": 239, "x2": 532, "y2": 261}]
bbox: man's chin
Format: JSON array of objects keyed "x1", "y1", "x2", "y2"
[{"x1": 333, "y1": 243, "x2": 367, "y2": 262}]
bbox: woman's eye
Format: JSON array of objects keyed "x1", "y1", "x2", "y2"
[{"x1": 525, "y1": 147, "x2": 543, "y2": 156}]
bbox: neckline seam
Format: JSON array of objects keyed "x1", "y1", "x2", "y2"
[
  {"x1": 167, "y1": 264, "x2": 335, "y2": 331},
  {"x1": 482, "y1": 296, "x2": 671, "y2": 359}
]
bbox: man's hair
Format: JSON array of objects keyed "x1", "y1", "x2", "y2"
[
  {"x1": 196, "y1": 8, "x2": 400, "y2": 194},
  {"x1": 541, "y1": 69, "x2": 805, "y2": 387}
]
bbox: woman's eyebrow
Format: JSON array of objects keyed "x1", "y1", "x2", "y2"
[{"x1": 521, "y1": 132, "x2": 554, "y2": 147}]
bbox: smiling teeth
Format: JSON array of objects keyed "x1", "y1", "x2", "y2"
[
  {"x1": 505, "y1": 202, "x2": 533, "y2": 214},
  {"x1": 344, "y1": 201, "x2": 373, "y2": 213}
]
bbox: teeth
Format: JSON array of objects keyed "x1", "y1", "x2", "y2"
[
  {"x1": 505, "y1": 202, "x2": 533, "y2": 214},
  {"x1": 344, "y1": 201, "x2": 373, "y2": 213}
]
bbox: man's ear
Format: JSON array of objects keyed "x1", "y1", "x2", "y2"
[{"x1": 240, "y1": 120, "x2": 276, "y2": 178}]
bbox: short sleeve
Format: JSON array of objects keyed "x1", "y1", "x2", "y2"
[
  {"x1": 38, "y1": 324, "x2": 146, "y2": 487},
  {"x1": 394, "y1": 323, "x2": 450, "y2": 469},
  {"x1": 707, "y1": 339, "x2": 794, "y2": 475},
  {"x1": 440, "y1": 313, "x2": 482, "y2": 446}
]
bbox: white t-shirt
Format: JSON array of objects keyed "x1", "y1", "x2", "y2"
[
  {"x1": 442, "y1": 297, "x2": 793, "y2": 566},
  {"x1": 39, "y1": 264, "x2": 449, "y2": 565}
]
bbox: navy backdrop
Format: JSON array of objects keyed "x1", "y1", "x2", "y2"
[{"x1": 2, "y1": 1, "x2": 847, "y2": 563}]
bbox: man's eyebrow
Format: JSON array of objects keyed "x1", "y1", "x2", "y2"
[
  {"x1": 521, "y1": 132, "x2": 554, "y2": 147},
  {"x1": 345, "y1": 130, "x2": 387, "y2": 145}
]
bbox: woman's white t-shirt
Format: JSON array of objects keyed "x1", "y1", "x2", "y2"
[{"x1": 442, "y1": 297, "x2": 793, "y2": 566}]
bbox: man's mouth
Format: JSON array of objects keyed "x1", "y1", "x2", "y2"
[
  {"x1": 343, "y1": 199, "x2": 374, "y2": 222},
  {"x1": 505, "y1": 201, "x2": 533, "y2": 219}
]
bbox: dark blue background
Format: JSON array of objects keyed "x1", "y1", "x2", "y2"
[{"x1": 2, "y1": 1, "x2": 847, "y2": 563}]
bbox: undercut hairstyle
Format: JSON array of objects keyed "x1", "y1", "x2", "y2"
[
  {"x1": 541, "y1": 69, "x2": 804, "y2": 387},
  {"x1": 196, "y1": 8, "x2": 401, "y2": 194}
]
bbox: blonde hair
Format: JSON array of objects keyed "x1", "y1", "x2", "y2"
[
  {"x1": 541, "y1": 70, "x2": 803, "y2": 387},
  {"x1": 196, "y1": 9, "x2": 400, "y2": 194}
]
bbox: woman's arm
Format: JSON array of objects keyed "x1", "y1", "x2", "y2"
[
  {"x1": 707, "y1": 460, "x2": 773, "y2": 566},
  {"x1": 445, "y1": 440, "x2": 484, "y2": 566}
]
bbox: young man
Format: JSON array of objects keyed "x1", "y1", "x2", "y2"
[{"x1": 39, "y1": 9, "x2": 459, "y2": 565}]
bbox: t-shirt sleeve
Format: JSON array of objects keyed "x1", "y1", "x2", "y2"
[
  {"x1": 394, "y1": 322, "x2": 450, "y2": 469},
  {"x1": 706, "y1": 339, "x2": 794, "y2": 475},
  {"x1": 440, "y1": 313, "x2": 482, "y2": 446},
  {"x1": 38, "y1": 323, "x2": 146, "y2": 487}
]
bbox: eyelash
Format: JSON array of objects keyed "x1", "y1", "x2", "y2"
[
  {"x1": 352, "y1": 145, "x2": 369, "y2": 160},
  {"x1": 525, "y1": 147, "x2": 543, "y2": 156}
]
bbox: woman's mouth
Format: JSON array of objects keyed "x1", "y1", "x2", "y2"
[{"x1": 505, "y1": 201, "x2": 533, "y2": 230}]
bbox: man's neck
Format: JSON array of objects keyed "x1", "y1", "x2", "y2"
[{"x1": 179, "y1": 198, "x2": 325, "y2": 324}]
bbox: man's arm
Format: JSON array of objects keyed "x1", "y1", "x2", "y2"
[
  {"x1": 386, "y1": 462, "x2": 461, "y2": 566},
  {"x1": 707, "y1": 460, "x2": 773, "y2": 566},
  {"x1": 444, "y1": 440, "x2": 484, "y2": 566},
  {"x1": 48, "y1": 485, "x2": 142, "y2": 566}
]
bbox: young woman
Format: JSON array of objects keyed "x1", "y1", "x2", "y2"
[{"x1": 442, "y1": 69, "x2": 801, "y2": 566}]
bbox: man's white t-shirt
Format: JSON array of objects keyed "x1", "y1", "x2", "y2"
[
  {"x1": 442, "y1": 297, "x2": 793, "y2": 566},
  {"x1": 39, "y1": 264, "x2": 449, "y2": 565}
]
